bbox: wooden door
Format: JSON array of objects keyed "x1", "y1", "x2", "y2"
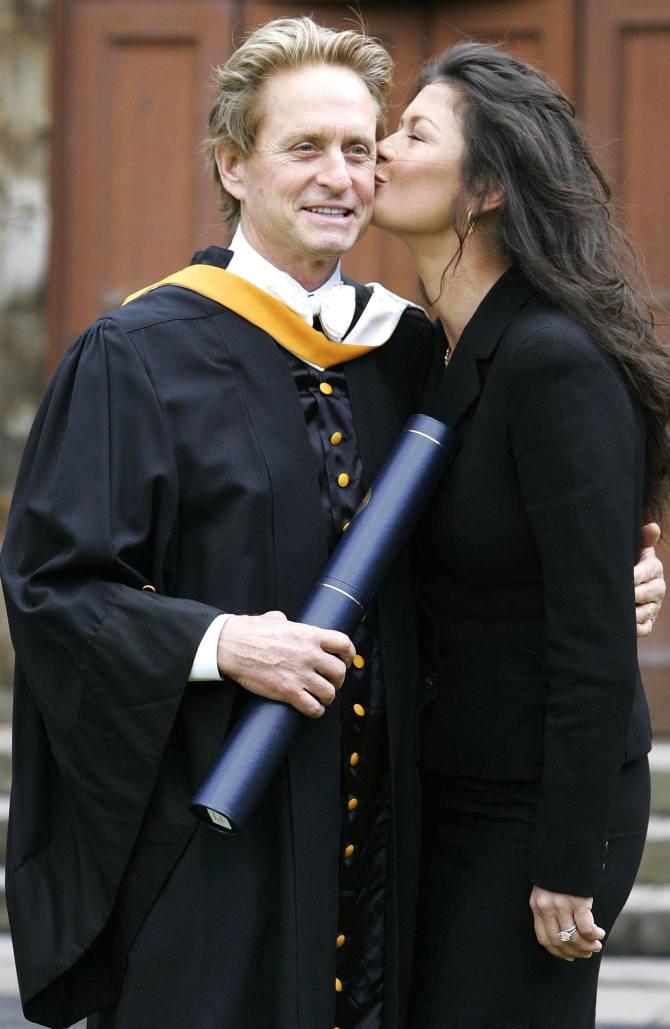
[
  {"x1": 431, "y1": 0, "x2": 577, "y2": 97},
  {"x1": 583, "y1": 0, "x2": 670, "y2": 311},
  {"x1": 50, "y1": 0, "x2": 235, "y2": 366},
  {"x1": 582, "y1": 0, "x2": 670, "y2": 731}
]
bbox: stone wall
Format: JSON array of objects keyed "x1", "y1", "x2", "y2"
[{"x1": 0, "y1": 0, "x2": 51, "y2": 691}]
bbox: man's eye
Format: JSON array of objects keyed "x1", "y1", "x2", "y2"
[
  {"x1": 294, "y1": 143, "x2": 317, "y2": 154},
  {"x1": 348, "y1": 145, "x2": 372, "y2": 159}
]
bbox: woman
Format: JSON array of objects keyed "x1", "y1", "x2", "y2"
[{"x1": 373, "y1": 43, "x2": 670, "y2": 1028}]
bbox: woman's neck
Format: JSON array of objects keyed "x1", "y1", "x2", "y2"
[{"x1": 406, "y1": 231, "x2": 510, "y2": 350}]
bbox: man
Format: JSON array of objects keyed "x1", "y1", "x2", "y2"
[{"x1": 0, "y1": 16, "x2": 664, "y2": 1029}]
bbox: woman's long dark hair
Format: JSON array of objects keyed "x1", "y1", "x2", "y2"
[{"x1": 419, "y1": 41, "x2": 670, "y2": 522}]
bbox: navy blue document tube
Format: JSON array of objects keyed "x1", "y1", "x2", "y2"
[{"x1": 192, "y1": 413, "x2": 457, "y2": 834}]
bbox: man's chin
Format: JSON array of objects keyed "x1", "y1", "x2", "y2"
[
  {"x1": 299, "y1": 214, "x2": 370, "y2": 255},
  {"x1": 303, "y1": 233, "x2": 361, "y2": 262}
]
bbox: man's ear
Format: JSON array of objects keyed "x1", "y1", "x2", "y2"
[{"x1": 215, "y1": 145, "x2": 246, "y2": 202}]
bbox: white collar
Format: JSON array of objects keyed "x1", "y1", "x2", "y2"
[
  {"x1": 227, "y1": 227, "x2": 342, "y2": 300},
  {"x1": 225, "y1": 226, "x2": 423, "y2": 370}
]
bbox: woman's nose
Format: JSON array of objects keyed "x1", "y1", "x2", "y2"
[{"x1": 376, "y1": 137, "x2": 396, "y2": 164}]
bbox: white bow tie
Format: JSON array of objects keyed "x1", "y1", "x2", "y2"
[{"x1": 266, "y1": 280, "x2": 357, "y2": 341}]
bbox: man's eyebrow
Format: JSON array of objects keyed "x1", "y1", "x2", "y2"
[{"x1": 281, "y1": 129, "x2": 376, "y2": 147}]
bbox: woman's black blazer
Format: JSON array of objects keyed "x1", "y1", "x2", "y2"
[{"x1": 419, "y1": 268, "x2": 652, "y2": 897}]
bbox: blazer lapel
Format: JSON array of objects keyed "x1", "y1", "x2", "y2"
[{"x1": 430, "y1": 268, "x2": 536, "y2": 431}]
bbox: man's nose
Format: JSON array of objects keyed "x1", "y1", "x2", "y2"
[{"x1": 316, "y1": 151, "x2": 353, "y2": 192}]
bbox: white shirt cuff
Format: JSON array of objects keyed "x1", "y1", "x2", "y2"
[{"x1": 188, "y1": 613, "x2": 234, "y2": 681}]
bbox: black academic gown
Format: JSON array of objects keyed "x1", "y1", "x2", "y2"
[{"x1": 0, "y1": 249, "x2": 438, "y2": 1029}]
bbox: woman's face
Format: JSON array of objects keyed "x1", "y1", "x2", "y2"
[{"x1": 373, "y1": 82, "x2": 466, "y2": 238}]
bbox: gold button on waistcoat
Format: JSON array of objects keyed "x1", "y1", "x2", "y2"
[
  {"x1": 320, "y1": 382, "x2": 333, "y2": 395},
  {"x1": 335, "y1": 977, "x2": 343, "y2": 992},
  {"x1": 344, "y1": 843, "x2": 355, "y2": 858},
  {"x1": 348, "y1": 797, "x2": 359, "y2": 811},
  {"x1": 353, "y1": 654, "x2": 365, "y2": 669},
  {"x1": 337, "y1": 472, "x2": 350, "y2": 488},
  {"x1": 336, "y1": 933, "x2": 346, "y2": 948},
  {"x1": 342, "y1": 520, "x2": 351, "y2": 532},
  {"x1": 353, "y1": 703, "x2": 365, "y2": 717},
  {"x1": 350, "y1": 752, "x2": 360, "y2": 766},
  {"x1": 330, "y1": 431, "x2": 343, "y2": 445}
]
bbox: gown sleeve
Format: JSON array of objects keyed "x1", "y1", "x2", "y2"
[
  {"x1": 507, "y1": 321, "x2": 645, "y2": 897},
  {"x1": 0, "y1": 316, "x2": 223, "y2": 1013}
]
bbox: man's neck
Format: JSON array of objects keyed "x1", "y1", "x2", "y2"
[{"x1": 230, "y1": 226, "x2": 341, "y2": 293}]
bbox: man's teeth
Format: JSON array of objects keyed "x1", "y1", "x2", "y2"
[{"x1": 305, "y1": 207, "x2": 348, "y2": 217}]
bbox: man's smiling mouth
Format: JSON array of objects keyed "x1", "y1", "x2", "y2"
[{"x1": 303, "y1": 206, "x2": 352, "y2": 218}]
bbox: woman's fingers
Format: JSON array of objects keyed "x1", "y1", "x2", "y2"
[
  {"x1": 574, "y1": 903, "x2": 605, "y2": 943},
  {"x1": 530, "y1": 886, "x2": 605, "y2": 961}
]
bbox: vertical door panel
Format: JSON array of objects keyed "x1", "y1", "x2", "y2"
[
  {"x1": 431, "y1": 0, "x2": 577, "y2": 96},
  {"x1": 583, "y1": 0, "x2": 670, "y2": 729},
  {"x1": 51, "y1": 1, "x2": 234, "y2": 362}
]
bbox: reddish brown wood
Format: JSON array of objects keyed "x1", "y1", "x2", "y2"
[
  {"x1": 581, "y1": 1, "x2": 670, "y2": 734},
  {"x1": 583, "y1": 0, "x2": 670, "y2": 303},
  {"x1": 49, "y1": 1, "x2": 235, "y2": 367},
  {"x1": 431, "y1": 0, "x2": 577, "y2": 98}
]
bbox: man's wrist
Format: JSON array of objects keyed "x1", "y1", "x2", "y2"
[{"x1": 189, "y1": 613, "x2": 234, "y2": 681}]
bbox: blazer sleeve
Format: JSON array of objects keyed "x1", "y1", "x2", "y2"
[
  {"x1": 507, "y1": 320, "x2": 645, "y2": 897},
  {"x1": 0, "y1": 317, "x2": 223, "y2": 1009}
]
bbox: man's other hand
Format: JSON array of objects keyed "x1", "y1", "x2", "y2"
[
  {"x1": 216, "y1": 611, "x2": 356, "y2": 717},
  {"x1": 635, "y1": 522, "x2": 666, "y2": 638}
]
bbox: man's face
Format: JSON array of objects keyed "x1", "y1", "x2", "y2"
[{"x1": 219, "y1": 64, "x2": 378, "y2": 289}]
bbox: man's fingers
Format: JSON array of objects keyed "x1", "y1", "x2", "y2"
[
  {"x1": 639, "y1": 521, "x2": 661, "y2": 550},
  {"x1": 635, "y1": 577, "x2": 665, "y2": 604},
  {"x1": 320, "y1": 629, "x2": 356, "y2": 666},
  {"x1": 261, "y1": 609, "x2": 288, "y2": 622},
  {"x1": 294, "y1": 690, "x2": 327, "y2": 719},
  {"x1": 316, "y1": 653, "x2": 349, "y2": 691},
  {"x1": 634, "y1": 554, "x2": 665, "y2": 589},
  {"x1": 636, "y1": 601, "x2": 659, "y2": 624},
  {"x1": 307, "y1": 674, "x2": 338, "y2": 707}
]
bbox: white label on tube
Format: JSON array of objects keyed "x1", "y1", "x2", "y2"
[{"x1": 207, "y1": 808, "x2": 232, "y2": 831}]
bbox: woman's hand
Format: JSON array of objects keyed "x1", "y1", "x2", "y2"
[
  {"x1": 529, "y1": 886, "x2": 605, "y2": 960},
  {"x1": 635, "y1": 522, "x2": 666, "y2": 637}
]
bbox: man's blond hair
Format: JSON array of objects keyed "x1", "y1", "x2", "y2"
[{"x1": 203, "y1": 16, "x2": 394, "y2": 228}]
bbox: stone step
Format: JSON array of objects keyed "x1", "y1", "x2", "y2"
[
  {"x1": 0, "y1": 729, "x2": 10, "y2": 796},
  {"x1": 637, "y1": 816, "x2": 670, "y2": 883},
  {"x1": 0, "y1": 799, "x2": 7, "y2": 866},
  {"x1": 607, "y1": 884, "x2": 670, "y2": 956},
  {"x1": 0, "y1": 871, "x2": 7, "y2": 935},
  {"x1": 0, "y1": 693, "x2": 11, "y2": 726},
  {"x1": 650, "y1": 741, "x2": 670, "y2": 816}
]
